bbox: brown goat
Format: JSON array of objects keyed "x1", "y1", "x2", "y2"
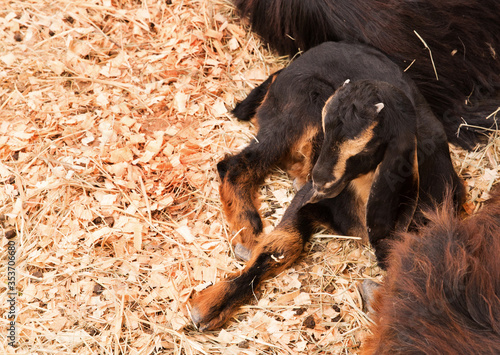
[
  {"x1": 362, "y1": 188, "x2": 500, "y2": 354},
  {"x1": 188, "y1": 43, "x2": 464, "y2": 331},
  {"x1": 232, "y1": 0, "x2": 500, "y2": 149}
]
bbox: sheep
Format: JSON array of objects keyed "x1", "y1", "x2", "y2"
[
  {"x1": 188, "y1": 44, "x2": 465, "y2": 330},
  {"x1": 231, "y1": 0, "x2": 500, "y2": 149},
  {"x1": 361, "y1": 187, "x2": 500, "y2": 354}
]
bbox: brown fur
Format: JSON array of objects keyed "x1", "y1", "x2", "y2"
[
  {"x1": 218, "y1": 170, "x2": 262, "y2": 249},
  {"x1": 284, "y1": 125, "x2": 321, "y2": 188},
  {"x1": 362, "y1": 188, "x2": 500, "y2": 354},
  {"x1": 350, "y1": 171, "x2": 375, "y2": 208},
  {"x1": 350, "y1": 171, "x2": 376, "y2": 240},
  {"x1": 330, "y1": 121, "x2": 377, "y2": 182}
]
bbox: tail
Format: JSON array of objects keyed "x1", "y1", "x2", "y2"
[{"x1": 232, "y1": 70, "x2": 282, "y2": 121}]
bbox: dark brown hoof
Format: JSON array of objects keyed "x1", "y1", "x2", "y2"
[
  {"x1": 234, "y1": 243, "x2": 252, "y2": 261},
  {"x1": 359, "y1": 279, "x2": 381, "y2": 314}
]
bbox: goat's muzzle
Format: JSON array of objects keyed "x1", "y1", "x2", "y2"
[{"x1": 309, "y1": 179, "x2": 346, "y2": 204}]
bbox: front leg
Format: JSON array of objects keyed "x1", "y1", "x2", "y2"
[
  {"x1": 218, "y1": 128, "x2": 308, "y2": 259},
  {"x1": 190, "y1": 225, "x2": 304, "y2": 331},
  {"x1": 189, "y1": 183, "x2": 316, "y2": 331},
  {"x1": 217, "y1": 151, "x2": 266, "y2": 259},
  {"x1": 189, "y1": 183, "x2": 365, "y2": 330}
]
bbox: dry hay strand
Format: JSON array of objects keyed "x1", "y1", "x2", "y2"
[{"x1": 0, "y1": 0, "x2": 497, "y2": 354}]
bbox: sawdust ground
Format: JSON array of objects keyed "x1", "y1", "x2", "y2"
[{"x1": 0, "y1": 0, "x2": 498, "y2": 354}]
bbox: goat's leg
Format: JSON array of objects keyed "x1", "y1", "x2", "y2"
[
  {"x1": 217, "y1": 144, "x2": 272, "y2": 260},
  {"x1": 190, "y1": 183, "x2": 365, "y2": 330},
  {"x1": 190, "y1": 182, "x2": 316, "y2": 331},
  {"x1": 189, "y1": 225, "x2": 305, "y2": 331},
  {"x1": 218, "y1": 124, "x2": 316, "y2": 260}
]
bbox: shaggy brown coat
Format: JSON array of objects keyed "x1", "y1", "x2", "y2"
[{"x1": 363, "y1": 188, "x2": 500, "y2": 354}]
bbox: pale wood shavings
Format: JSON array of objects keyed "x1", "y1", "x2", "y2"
[{"x1": 0, "y1": 0, "x2": 497, "y2": 354}]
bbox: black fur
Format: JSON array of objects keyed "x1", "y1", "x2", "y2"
[
  {"x1": 309, "y1": 80, "x2": 464, "y2": 267},
  {"x1": 231, "y1": 70, "x2": 282, "y2": 121},
  {"x1": 219, "y1": 42, "x2": 461, "y2": 254},
  {"x1": 232, "y1": 0, "x2": 500, "y2": 148}
]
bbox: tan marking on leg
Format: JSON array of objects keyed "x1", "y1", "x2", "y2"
[
  {"x1": 349, "y1": 171, "x2": 376, "y2": 241},
  {"x1": 285, "y1": 125, "x2": 320, "y2": 186},
  {"x1": 219, "y1": 177, "x2": 260, "y2": 249}
]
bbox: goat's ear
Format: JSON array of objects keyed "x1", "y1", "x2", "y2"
[{"x1": 366, "y1": 137, "x2": 419, "y2": 268}]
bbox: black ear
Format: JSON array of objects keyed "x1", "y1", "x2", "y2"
[{"x1": 366, "y1": 136, "x2": 419, "y2": 268}]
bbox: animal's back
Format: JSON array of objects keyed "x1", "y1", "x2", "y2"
[
  {"x1": 261, "y1": 42, "x2": 419, "y2": 125},
  {"x1": 232, "y1": 0, "x2": 500, "y2": 148},
  {"x1": 274, "y1": 42, "x2": 413, "y2": 98}
]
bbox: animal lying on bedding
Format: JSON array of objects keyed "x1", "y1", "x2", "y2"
[
  {"x1": 232, "y1": 0, "x2": 500, "y2": 149},
  {"x1": 361, "y1": 188, "x2": 500, "y2": 354},
  {"x1": 188, "y1": 42, "x2": 465, "y2": 331}
]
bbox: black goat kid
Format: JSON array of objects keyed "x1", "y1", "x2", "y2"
[
  {"x1": 309, "y1": 80, "x2": 465, "y2": 265},
  {"x1": 189, "y1": 42, "x2": 464, "y2": 331}
]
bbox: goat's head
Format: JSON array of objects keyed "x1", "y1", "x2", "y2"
[
  {"x1": 311, "y1": 80, "x2": 404, "y2": 201},
  {"x1": 310, "y1": 81, "x2": 386, "y2": 201},
  {"x1": 310, "y1": 80, "x2": 420, "y2": 261}
]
